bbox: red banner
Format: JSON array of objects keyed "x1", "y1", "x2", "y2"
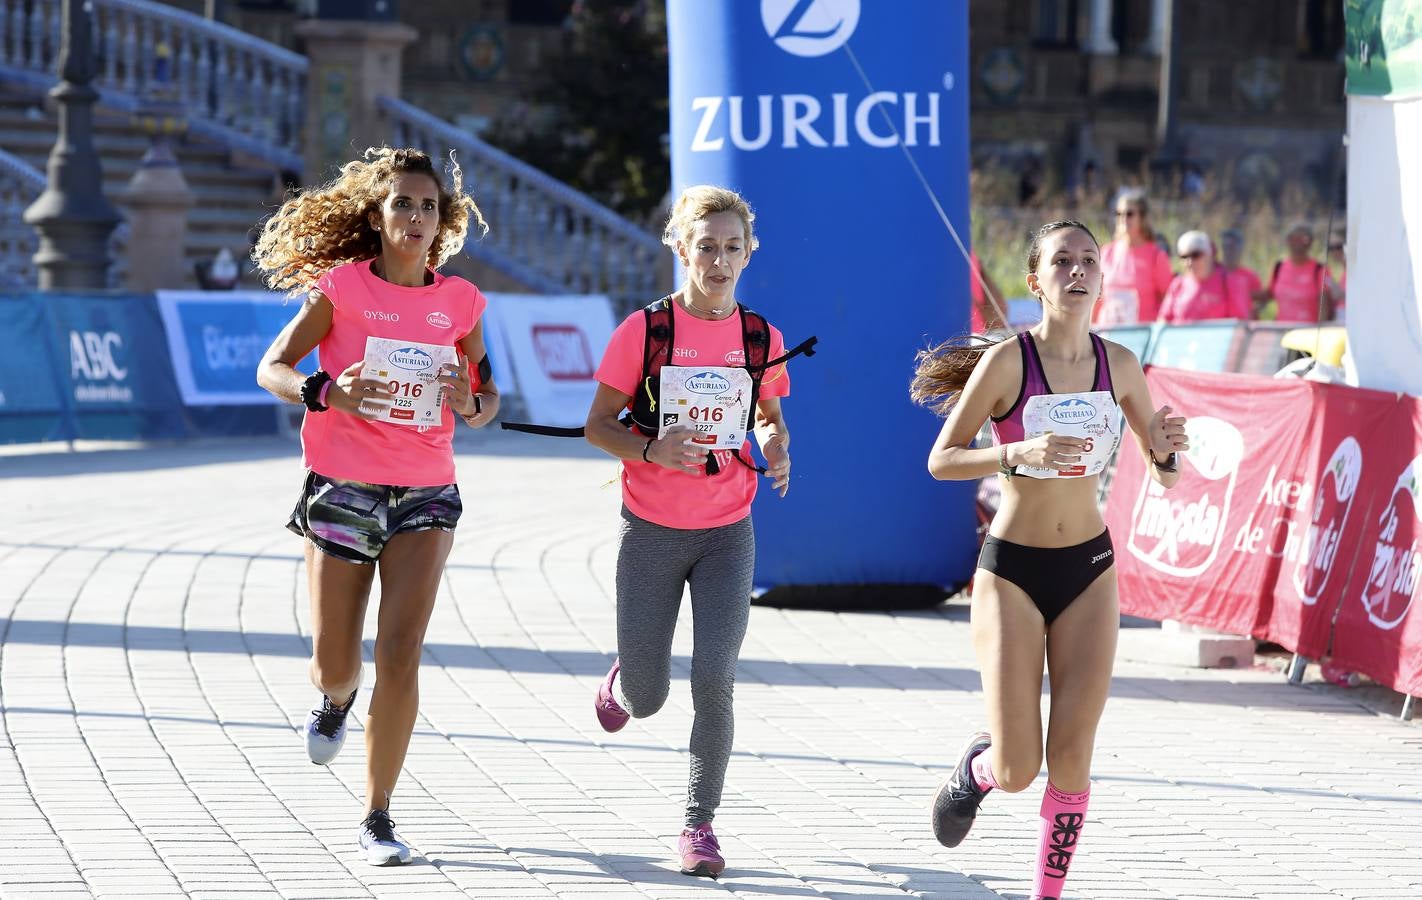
[
  {"x1": 1104, "y1": 369, "x2": 1314, "y2": 636},
  {"x1": 1105, "y1": 368, "x2": 1422, "y2": 697},
  {"x1": 1329, "y1": 396, "x2": 1422, "y2": 697}
]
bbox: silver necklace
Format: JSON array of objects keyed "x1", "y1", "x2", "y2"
[{"x1": 687, "y1": 297, "x2": 734, "y2": 318}]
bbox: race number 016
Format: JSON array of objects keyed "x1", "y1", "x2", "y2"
[{"x1": 688, "y1": 406, "x2": 724, "y2": 423}]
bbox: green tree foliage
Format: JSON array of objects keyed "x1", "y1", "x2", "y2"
[{"x1": 484, "y1": 1, "x2": 668, "y2": 220}]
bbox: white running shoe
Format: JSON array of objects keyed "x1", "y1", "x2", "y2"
[
  {"x1": 358, "y1": 809, "x2": 412, "y2": 866},
  {"x1": 304, "y1": 683, "x2": 358, "y2": 765}
]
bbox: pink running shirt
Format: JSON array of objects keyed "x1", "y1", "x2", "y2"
[
  {"x1": 1270, "y1": 258, "x2": 1327, "y2": 322},
  {"x1": 595, "y1": 301, "x2": 790, "y2": 530},
  {"x1": 301, "y1": 259, "x2": 487, "y2": 487},
  {"x1": 1158, "y1": 268, "x2": 1251, "y2": 322},
  {"x1": 1222, "y1": 265, "x2": 1262, "y2": 314},
  {"x1": 1096, "y1": 240, "x2": 1173, "y2": 325}
]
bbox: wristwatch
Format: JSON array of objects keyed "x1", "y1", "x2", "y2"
[
  {"x1": 299, "y1": 370, "x2": 332, "y2": 412},
  {"x1": 1151, "y1": 451, "x2": 1178, "y2": 472}
]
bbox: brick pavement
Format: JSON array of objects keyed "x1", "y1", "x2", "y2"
[{"x1": 1, "y1": 432, "x2": 1419, "y2": 899}]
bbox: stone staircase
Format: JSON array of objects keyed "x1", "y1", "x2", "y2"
[{"x1": 0, "y1": 90, "x2": 283, "y2": 288}]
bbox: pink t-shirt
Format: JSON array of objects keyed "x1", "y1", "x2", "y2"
[
  {"x1": 595, "y1": 302, "x2": 791, "y2": 530},
  {"x1": 1096, "y1": 239, "x2": 1173, "y2": 325},
  {"x1": 1158, "y1": 268, "x2": 1251, "y2": 322},
  {"x1": 1222, "y1": 265, "x2": 1262, "y2": 312},
  {"x1": 301, "y1": 259, "x2": 487, "y2": 486},
  {"x1": 969, "y1": 250, "x2": 987, "y2": 333},
  {"x1": 1270, "y1": 258, "x2": 1327, "y2": 322}
]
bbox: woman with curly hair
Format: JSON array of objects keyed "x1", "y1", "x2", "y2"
[
  {"x1": 914, "y1": 220, "x2": 1188, "y2": 900},
  {"x1": 255, "y1": 146, "x2": 497, "y2": 866}
]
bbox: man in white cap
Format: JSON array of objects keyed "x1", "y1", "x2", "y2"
[{"x1": 1158, "y1": 230, "x2": 1252, "y2": 323}]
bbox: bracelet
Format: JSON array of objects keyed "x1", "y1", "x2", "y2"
[
  {"x1": 998, "y1": 444, "x2": 1016, "y2": 479},
  {"x1": 1151, "y1": 451, "x2": 1178, "y2": 472},
  {"x1": 642, "y1": 438, "x2": 654, "y2": 463},
  {"x1": 317, "y1": 380, "x2": 333, "y2": 407},
  {"x1": 299, "y1": 370, "x2": 332, "y2": 412}
]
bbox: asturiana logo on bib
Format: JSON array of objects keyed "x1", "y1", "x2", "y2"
[
  {"x1": 426, "y1": 311, "x2": 451, "y2": 329},
  {"x1": 389, "y1": 347, "x2": 434, "y2": 371},
  {"x1": 1049, "y1": 398, "x2": 1097, "y2": 425},
  {"x1": 761, "y1": 0, "x2": 860, "y2": 57},
  {"x1": 686, "y1": 372, "x2": 732, "y2": 395}
]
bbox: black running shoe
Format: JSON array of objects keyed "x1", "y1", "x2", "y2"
[{"x1": 931, "y1": 730, "x2": 992, "y2": 847}]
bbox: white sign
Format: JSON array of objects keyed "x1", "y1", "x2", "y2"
[
  {"x1": 361, "y1": 337, "x2": 455, "y2": 428},
  {"x1": 1016, "y1": 391, "x2": 1121, "y2": 479},
  {"x1": 657, "y1": 365, "x2": 755, "y2": 450},
  {"x1": 482, "y1": 293, "x2": 617, "y2": 429}
]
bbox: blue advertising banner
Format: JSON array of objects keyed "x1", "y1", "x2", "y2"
[
  {"x1": 41, "y1": 293, "x2": 189, "y2": 440},
  {"x1": 156, "y1": 290, "x2": 314, "y2": 405},
  {"x1": 668, "y1": 1, "x2": 975, "y2": 592},
  {"x1": 0, "y1": 294, "x2": 71, "y2": 443}
]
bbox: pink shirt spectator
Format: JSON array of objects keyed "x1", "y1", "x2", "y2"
[
  {"x1": 1270, "y1": 259, "x2": 1328, "y2": 322},
  {"x1": 1096, "y1": 240, "x2": 1173, "y2": 325},
  {"x1": 595, "y1": 302, "x2": 790, "y2": 530},
  {"x1": 969, "y1": 251, "x2": 988, "y2": 333},
  {"x1": 1222, "y1": 265, "x2": 1262, "y2": 313},
  {"x1": 1158, "y1": 269, "x2": 1251, "y2": 323},
  {"x1": 302, "y1": 259, "x2": 487, "y2": 487}
]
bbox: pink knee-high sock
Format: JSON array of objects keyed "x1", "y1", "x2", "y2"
[
  {"x1": 1032, "y1": 781, "x2": 1089, "y2": 899},
  {"x1": 970, "y1": 750, "x2": 999, "y2": 793}
]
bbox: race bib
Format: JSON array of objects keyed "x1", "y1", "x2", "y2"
[
  {"x1": 657, "y1": 365, "x2": 754, "y2": 450},
  {"x1": 361, "y1": 337, "x2": 457, "y2": 428},
  {"x1": 1017, "y1": 391, "x2": 1121, "y2": 479},
  {"x1": 1098, "y1": 286, "x2": 1140, "y2": 326}
]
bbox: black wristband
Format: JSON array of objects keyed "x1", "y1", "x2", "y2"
[
  {"x1": 642, "y1": 438, "x2": 654, "y2": 463},
  {"x1": 299, "y1": 370, "x2": 332, "y2": 412},
  {"x1": 1151, "y1": 451, "x2": 1178, "y2": 472}
]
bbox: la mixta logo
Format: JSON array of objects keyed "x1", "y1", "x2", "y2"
[
  {"x1": 1293, "y1": 436, "x2": 1363, "y2": 606},
  {"x1": 389, "y1": 347, "x2": 434, "y2": 372},
  {"x1": 761, "y1": 0, "x2": 860, "y2": 57},
  {"x1": 1360, "y1": 454, "x2": 1422, "y2": 631},
  {"x1": 1048, "y1": 397, "x2": 1097, "y2": 426}
]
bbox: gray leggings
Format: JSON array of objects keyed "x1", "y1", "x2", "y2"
[{"x1": 615, "y1": 505, "x2": 755, "y2": 827}]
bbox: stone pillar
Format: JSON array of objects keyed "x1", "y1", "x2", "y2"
[
  {"x1": 1144, "y1": 0, "x2": 1169, "y2": 55},
  {"x1": 122, "y1": 44, "x2": 194, "y2": 292},
  {"x1": 1083, "y1": 0, "x2": 1118, "y2": 55},
  {"x1": 23, "y1": 0, "x2": 120, "y2": 291},
  {"x1": 295, "y1": 19, "x2": 418, "y2": 185}
]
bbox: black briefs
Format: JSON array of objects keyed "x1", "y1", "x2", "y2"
[{"x1": 977, "y1": 530, "x2": 1114, "y2": 625}]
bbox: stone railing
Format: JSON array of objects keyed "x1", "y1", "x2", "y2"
[
  {"x1": 380, "y1": 95, "x2": 663, "y2": 302},
  {"x1": 0, "y1": 0, "x2": 306, "y2": 173},
  {"x1": 0, "y1": 145, "x2": 42, "y2": 288},
  {"x1": 0, "y1": 147, "x2": 128, "y2": 290}
]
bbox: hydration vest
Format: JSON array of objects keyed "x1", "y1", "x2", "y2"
[{"x1": 503, "y1": 296, "x2": 817, "y2": 475}]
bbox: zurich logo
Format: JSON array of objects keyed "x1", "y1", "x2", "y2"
[
  {"x1": 761, "y1": 0, "x2": 860, "y2": 58},
  {"x1": 389, "y1": 347, "x2": 434, "y2": 372},
  {"x1": 1049, "y1": 398, "x2": 1097, "y2": 425},
  {"x1": 685, "y1": 372, "x2": 731, "y2": 395}
]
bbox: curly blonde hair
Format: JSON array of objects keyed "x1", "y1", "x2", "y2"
[
  {"x1": 661, "y1": 185, "x2": 759, "y2": 252},
  {"x1": 252, "y1": 146, "x2": 489, "y2": 294}
]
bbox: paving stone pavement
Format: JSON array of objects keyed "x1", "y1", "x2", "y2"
[{"x1": 1, "y1": 432, "x2": 1419, "y2": 900}]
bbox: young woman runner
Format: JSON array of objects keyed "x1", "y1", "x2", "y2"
[
  {"x1": 912, "y1": 220, "x2": 1189, "y2": 900},
  {"x1": 586, "y1": 185, "x2": 793, "y2": 879},
  {"x1": 255, "y1": 147, "x2": 497, "y2": 866}
]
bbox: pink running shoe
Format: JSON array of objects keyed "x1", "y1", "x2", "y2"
[
  {"x1": 595, "y1": 658, "x2": 629, "y2": 733},
  {"x1": 678, "y1": 822, "x2": 724, "y2": 877}
]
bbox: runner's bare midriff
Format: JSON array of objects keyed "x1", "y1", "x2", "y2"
[{"x1": 990, "y1": 475, "x2": 1108, "y2": 547}]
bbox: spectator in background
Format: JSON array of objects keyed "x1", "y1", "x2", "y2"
[
  {"x1": 1265, "y1": 222, "x2": 1336, "y2": 322},
  {"x1": 970, "y1": 250, "x2": 1006, "y2": 333},
  {"x1": 1096, "y1": 188, "x2": 1173, "y2": 326},
  {"x1": 1158, "y1": 231, "x2": 1251, "y2": 323},
  {"x1": 1217, "y1": 228, "x2": 1264, "y2": 310}
]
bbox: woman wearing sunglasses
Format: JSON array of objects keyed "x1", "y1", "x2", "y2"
[
  {"x1": 1095, "y1": 188, "x2": 1173, "y2": 326},
  {"x1": 1158, "y1": 230, "x2": 1252, "y2": 323}
]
